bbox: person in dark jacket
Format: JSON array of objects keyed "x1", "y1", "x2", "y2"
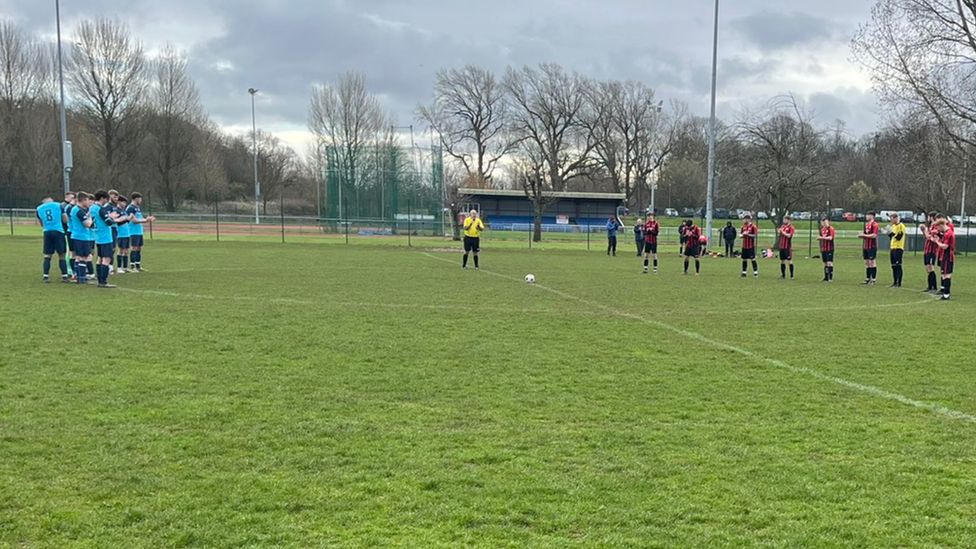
[
  {"x1": 722, "y1": 222, "x2": 737, "y2": 258},
  {"x1": 633, "y1": 218, "x2": 644, "y2": 257},
  {"x1": 606, "y1": 216, "x2": 622, "y2": 256}
]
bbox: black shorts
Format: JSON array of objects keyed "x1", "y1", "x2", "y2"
[
  {"x1": 741, "y1": 248, "x2": 756, "y2": 260},
  {"x1": 941, "y1": 258, "x2": 954, "y2": 275},
  {"x1": 779, "y1": 248, "x2": 792, "y2": 261},
  {"x1": 73, "y1": 239, "x2": 92, "y2": 257},
  {"x1": 43, "y1": 231, "x2": 66, "y2": 255},
  {"x1": 463, "y1": 236, "x2": 480, "y2": 253},
  {"x1": 117, "y1": 237, "x2": 131, "y2": 250},
  {"x1": 890, "y1": 249, "x2": 904, "y2": 266},
  {"x1": 643, "y1": 241, "x2": 658, "y2": 254},
  {"x1": 684, "y1": 245, "x2": 700, "y2": 257},
  {"x1": 130, "y1": 235, "x2": 144, "y2": 247},
  {"x1": 924, "y1": 252, "x2": 938, "y2": 266},
  {"x1": 863, "y1": 248, "x2": 877, "y2": 261},
  {"x1": 821, "y1": 251, "x2": 834, "y2": 263},
  {"x1": 97, "y1": 243, "x2": 114, "y2": 259}
]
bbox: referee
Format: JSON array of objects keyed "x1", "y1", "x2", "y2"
[
  {"x1": 462, "y1": 209, "x2": 485, "y2": 270},
  {"x1": 887, "y1": 213, "x2": 907, "y2": 287}
]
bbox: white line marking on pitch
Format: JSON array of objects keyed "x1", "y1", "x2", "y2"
[{"x1": 421, "y1": 252, "x2": 975, "y2": 423}]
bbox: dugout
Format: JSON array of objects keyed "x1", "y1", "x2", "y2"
[{"x1": 457, "y1": 188, "x2": 626, "y2": 229}]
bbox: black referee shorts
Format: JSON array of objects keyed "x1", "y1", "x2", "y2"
[{"x1": 463, "y1": 236, "x2": 480, "y2": 253}]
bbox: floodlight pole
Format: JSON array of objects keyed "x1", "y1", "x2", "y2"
[
  {"x1": 705, "y1": 0, "x2": 720, "y2": 241},
  {"x1": 55, "y1": 0, "x2": 71, "y2": 193},
  {"x1": 248, "y1": 88, "x2": 260, "y2": 224}
]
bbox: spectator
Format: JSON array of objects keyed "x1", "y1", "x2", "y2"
[
  {"x1": 722, "y1": 222, "x2": 737, "y2": 257},
  {"x1": 633, "y1": 218, "x2": 644, "y2": 257},
  {"x1": 606, "y1": 216, "x2": 622, "y2": 256}
]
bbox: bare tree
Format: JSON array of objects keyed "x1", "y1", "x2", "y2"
[
  {"x1": 144, "y1": 44, "x2": 203, "y2": 211},
  {"x1": 505, "y1": 64, "x2": 598, "y2": 240},
  {"x1": 68, "y1": 18, "x2": 147, "y2": 187},
  {"x1": 308, "y1": 72, "x2": 391, "y2": 194},
  {"x1": 418, "y1": 65, "x2": 515, "y2": 187},
  {"x1": 853, "y1": 0, "x2": 976, "y2": 149},
  {"x1": 734, "y1": 95, "x2": 829, "y2": 233},
  {"x1": 254, "y1": 130, "x2": 299, "y2": 214}
]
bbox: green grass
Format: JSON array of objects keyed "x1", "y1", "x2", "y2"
[{"x1": 2, "y1": 235, "x2": 976, "y2": 547}]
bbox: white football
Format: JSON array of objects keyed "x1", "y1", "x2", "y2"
[{"x1": 525, "y1": 274, "x2": 536, "y2": 284}]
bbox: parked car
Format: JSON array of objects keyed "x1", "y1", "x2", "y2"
[
  {"x1": 714, "y1": 208, "x2": 730, "y2": 219},
  {"x1": 756, "y1": 211, "x2": 769, "y2": 220},
  {"x1": 876, "y1": 211, "x2": 891, "y2": 222},
  {"x1": 737, "y1": 210, "x2": 752, "y2": 219},
  {"x1": 664, "y1": 208, "x2": 679, "y2": 217},
  {"x1": 856, "y1": 213, "x2": 866, "y2": 221},
  {"x1": 829, "y1": 208, "x2": 845, "y2": 221},
  {"x1": 897, "y1": 210, "x2": 915, "y2": 223},
  {"x1": 680, "y1": 208, "x2": 697, "y2": 218},
  {"x1": 842, "y1": 212, "x2": 857, "y2": 222}
]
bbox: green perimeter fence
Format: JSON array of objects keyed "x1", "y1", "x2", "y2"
[{"x1": 3, "y1": 207, "x2": 975, "y2": 256}]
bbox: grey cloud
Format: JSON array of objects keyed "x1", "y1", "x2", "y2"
[{"x1": 730, "y1": 11, "x2": 840, "y2": 49}]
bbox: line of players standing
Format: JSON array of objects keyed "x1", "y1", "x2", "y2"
[
  {"x1": 628, "y1": 210, "x2": 958, "y2": 300},
  {"x1": 36, "y1": 189, "x2": 156, "y2": 288}
]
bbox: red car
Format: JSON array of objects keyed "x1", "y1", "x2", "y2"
[{"x1": 842, "y1": 212, "x2": 857, "y2": 222}]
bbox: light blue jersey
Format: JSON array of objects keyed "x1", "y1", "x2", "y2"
[
  {"x1": 69, "y1": 205, "x2": 94, "y2": 241},
  {"x1": 127, "y1": 204, "x2": 144, "y2": 236},
  {"x1": 90, "y1": 203, "x2": 116, "y2": 245},
  {"x1": 116, "y1": 212, "x2": 131, "y2": 238},
  {"x1": 36, "y1": 202, "x2": 64, "y2": 233}
]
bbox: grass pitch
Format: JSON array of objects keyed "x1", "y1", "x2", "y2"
[{"x1": 2, "y1": 236, "x2": 975, "y2": 547}]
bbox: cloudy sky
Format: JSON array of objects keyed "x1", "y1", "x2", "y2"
[{"x1": 2, "y1": 0, "x2": 880, "y2": 154}]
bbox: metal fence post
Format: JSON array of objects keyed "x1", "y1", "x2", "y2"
[
  {"x1": 408, "y1": 197, "x2": 412, "y2": 248},
  {"x1": 147, "y1": 192, "x2": 154, "y2": 240},
  {"x1": 280, "y1": 188, "x2": 285, "y2": 244},
  {"x1": 215, "y1": 197, "x2": 220, "y2": 242},
  {"x1": 8, "y1": 208, "x2": 13, "y2": 235},
  {"x1": 807, "y1": 215, "x2": 814, "y2": 258}
]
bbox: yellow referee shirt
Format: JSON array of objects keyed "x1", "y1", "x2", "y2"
[
  {"x1": 889, "y1": 222, "x2": 906, "y2": 250},
  {"x1": 463, "y1": 217, "x2": 485, "y2": 238}
]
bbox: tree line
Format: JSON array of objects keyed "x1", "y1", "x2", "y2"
[{"x1": 2, "y1": 3, "x2": 974, "y2": 236}]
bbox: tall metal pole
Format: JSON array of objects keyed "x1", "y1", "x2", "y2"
[
  {"x1": 248, "y1": 88, "x2": 260, "y2": 224},
  {"x1": 55, "y1": 0, "x2": 71, "y2": 194},
  {"x1": 705, "y1": 0, "x2": 720, "y2": 242}
]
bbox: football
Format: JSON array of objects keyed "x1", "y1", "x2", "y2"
[{"x1": 525, "y1": 274, "x2": 536, "y2": 284}]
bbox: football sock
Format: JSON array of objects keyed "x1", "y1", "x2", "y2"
[
  {"x1": 116, "y1": 255, "x2": 123, "y2": 268},
  {"x1": 781, "y1": 264, "x2": 786, "y2": 277},
  {"x1": 752, "y1": 261, "x2": 758, "y2": 274},
  {"x1": 866, "y1": 268, "x2": 871, "y2": 280},
  {"x1": 86, "y1": 261, "x2": 95, "y2": 277},
  {"x1": 789, "y1": 264, "x2": 794, "y2": 278},
  {"x1": 474, "y1": 255, "x2": 479, "y2": 268},
  {"x1": 462, "y1": 253, "x2": 468, "y2": 267},
  {"x1": 97, "y1": 265, "x2": 106, "y2": 284},
  {"x1": 824, "y1": 266, "x2": 829, "y2": 280},
  {"x1": 741, "y1": 260, "x2": 747, "y2": 273},
  {"x1": 695, "y1": 260, "x2": 700, "y2": 274},
  {"x1": 123, "y1": 256, "x2": 129, "y2": 269},
  {"x1": 58, "y1": 259, "x2": 67, "y2": 277},
  {"x1": 43, "y1": 257, "x2": 51, "y2": 276},
  {"x1": 944, "y1": 278, "x2": 951, "y2": 296},
  {"x1": 644, "y1": 259, "x2": 649, "y2": 268},
  {"x1": 653, "y1": 259, "x2": 658, "y2": 269},
  {"x1": 76, "y1": 262, "x2": 86, "y2": 283},
  {"x1": 928, "y1": 271, "x2": 937, "y2": 290},
  {"x1": 683, "y1": 259, "x2": 689, "y2": 273},
  {"x1": 829, "y1": 266, "x2": 834, "y2": 280}
]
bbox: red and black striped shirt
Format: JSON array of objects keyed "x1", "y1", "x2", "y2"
[
  {"x1": 863, "y1": 220, "x2": 879, "y2": 250},
  {"x1": 778, "y1": 224, "x2": 795, "y2": 250},
  {"x1": 923, "y1": 224, "x2": 939, "y2": 255},
  {"x1": 740, "y1": 222, "x2": 758, "y2": 250},
  {"x1": 643, "y1": 220, "x2": 660, "y2": 245},
  {"x1": 940, "y1": 227, "x2": 956, "y2": 263},
  {"x1": 820, "y1": 226, "x2": 835, "y2": 253}
]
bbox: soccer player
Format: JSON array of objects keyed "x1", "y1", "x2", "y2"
[
  {"x1": 115, "y1": 195, "x2": 132, "y2": 273},
  {"x1": 642, "y1": 212, "x2": 660, "y2": 274},
  {"x1": 90, "y1": 190, "x2": 122, "y2": 288},
  {"x1": 462, "y1": 209, "x2": 485, "y2": 270},
  {"x1": 886, "y1": 213, "x2": 906, "y2": 287},
  {"x1": 858, "y1": 211, "x2": 880, "y2": 285},
  {"x1": 740, "y1": 214, "x2": 759, "y2": 278},
  {"x1": 777, "y1": 215, "x2": 796, "y2": 279},
  {"x1": 933, "y1": 217, "x2": 956, "y2": 300},
  {"x1": 36, "y1": 197, "x2": 69, "y2": 283},
  {"x1": 125, "y1": 192, "x2": 154, "y2": 272},
  {"x1": 921, "y1": 211, "x2": 940, "y2": 292},
  {"x1": 682, "y1": 219, "x2": 702, "y2": 275},
  {"x1": 678, "y1": 222, "x2": 688, "y2": 255},
  {"x1": 61, "y1": 191, "x2": 76, "y2": 277},
  {"x1": 68, "y1": 192, "x2": 95, "y2": 284},
  {"x1": 817, "y1": 217, "x2": 836, "y2": 282},
  {"x1": 605, "y1": 215, "x2": 622, "y2": 256}
]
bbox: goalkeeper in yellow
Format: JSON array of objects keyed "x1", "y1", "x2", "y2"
[
  {"x1": 462, "y1": 209, "x2": 485, "y2": 270},
  {"x1": 886, "y1": 213, "x2": 907, "y2": 287}
]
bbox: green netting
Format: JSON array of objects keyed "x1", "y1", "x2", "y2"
[{"x1": 325, "y1": 144, "x2": 444, "y2": 221}]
